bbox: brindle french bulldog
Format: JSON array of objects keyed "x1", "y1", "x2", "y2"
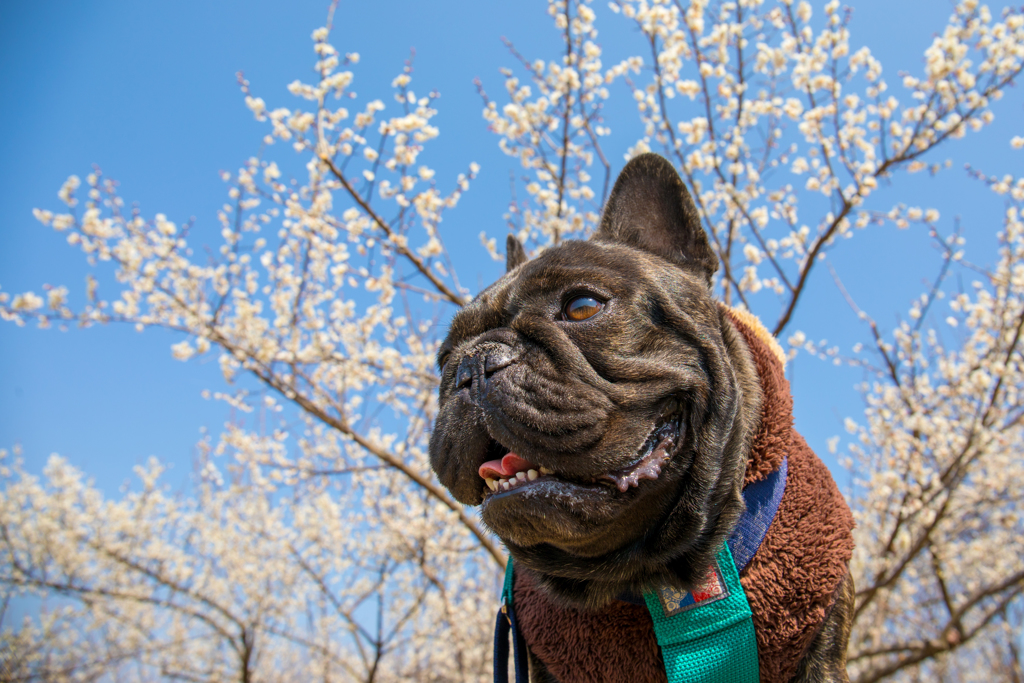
[{"x1": 429, "y1": 153, "x2": 854, "y2": 682}]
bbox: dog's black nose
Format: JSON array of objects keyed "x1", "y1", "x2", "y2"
[
  {"x1": 483, "y1": 344, "x2": 516, "y2": 374},
  {"x1": 455, "y1": 343, "x2": 517, "y2": 390},
  {"x1": 455, "y1": 359, "x2": 474, "y2": 390}
]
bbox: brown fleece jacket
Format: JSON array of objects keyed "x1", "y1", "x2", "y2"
[{"x1": 513, "y1": 310, "x2": 855, "y2": 683}]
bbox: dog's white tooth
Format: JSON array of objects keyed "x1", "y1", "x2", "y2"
[
  {"x1": 539, "y1": 466, "x2": 552, "y2": 475},
  {"x1": 501, "y1": 480, "x2": 511, "y2": 491},
  {"x1": 486, "y1": 477, "x2": 497, "y2": 491},
  {"x1": 516, "y1": 472, "x2": 527, "y2": 482},
  {"x1": 527, "y1": 469, "x2": 538, "y2": 481}
]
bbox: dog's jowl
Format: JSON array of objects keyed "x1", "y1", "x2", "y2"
[{"x1": 429, "y1": 154, "x2": 854, "y2": 683}]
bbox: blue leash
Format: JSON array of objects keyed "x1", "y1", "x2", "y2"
[{"x1": 494, "y1": 556, "x2": 530, "y2": 682}]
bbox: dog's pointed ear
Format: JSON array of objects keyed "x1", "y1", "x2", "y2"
[
  {"x1": 594, "y1": 153, "x2": 718, "y2": 286},
  {"x1": 506, "y1": 234, "x2": 528, "y2": 272}
]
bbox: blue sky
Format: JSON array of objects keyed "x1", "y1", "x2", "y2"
[{"x1": 1, "y1": 0, "x2": 1021, "y2": 498}]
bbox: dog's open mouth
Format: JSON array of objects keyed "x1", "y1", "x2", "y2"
[{"x1": 477, "y1": 417, "x2": 683, "y2": 498}]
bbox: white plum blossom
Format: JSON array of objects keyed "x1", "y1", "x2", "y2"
[{"x1": 844, "y1": 182, "x2": 1024, "y2": 683}]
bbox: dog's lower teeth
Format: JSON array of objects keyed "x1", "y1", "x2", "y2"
[{"x1": 486, "y1": 469, "x2": 549, "y2": 495}]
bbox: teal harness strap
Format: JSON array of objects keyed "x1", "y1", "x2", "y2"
[
  {"x1": 642, "y1": 545, "x2": 759, "y2": 682},
  {"x1": 640, "y1": 457, "x2": 789, "y2": 682},
  {"x1": 502, "y1": 555, "x2": 515, "y2": 605}
]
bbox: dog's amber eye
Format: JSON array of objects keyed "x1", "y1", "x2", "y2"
[{"x1": 563, "y1": 296, "x2": 604, "y2": 321}]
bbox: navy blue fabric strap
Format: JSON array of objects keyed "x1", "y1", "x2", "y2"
[
  {"x1": 493, "y1": 609, "x2": 511, "y2": 683},
  {"x1": 727, "y1": 457, "x2": 788, "y2": 573}
]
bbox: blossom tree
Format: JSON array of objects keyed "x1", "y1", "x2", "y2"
[
  {"x1": 2, "y1": 0, "x2": 1023, "y2": 681},
  {"x1": 843, "y1": 175, "x2": 1024, "y2": 682}
]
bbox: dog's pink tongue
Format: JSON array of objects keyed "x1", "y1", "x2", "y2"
[{"x1": 478, "y1": 452, "x2": 535, "y2": 479}]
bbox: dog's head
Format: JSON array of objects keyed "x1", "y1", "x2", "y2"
[{"x1": 428, "y1": 154, "x2": 758, "y2": 607}]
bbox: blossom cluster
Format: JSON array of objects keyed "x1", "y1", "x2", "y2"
[
  {"x1": 844, "y1": 179, "x2": 1024, "y2": 682},
  {"x1": 0, "y1": 441, "x2": 493, "y2": 681},
  {"x1": 479, "y1": 0, "x2": 642, "y2": 251},
  {"x1": 2, "y1": 18, "x2": 498, "y2": 680},
  {"x1": 483, "y1": 0, "x2": 1024, "y2": 336}
]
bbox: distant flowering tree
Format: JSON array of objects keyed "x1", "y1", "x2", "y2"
[{"x1": 2, "y1": 0, "x2": 1023, "y2": 680}]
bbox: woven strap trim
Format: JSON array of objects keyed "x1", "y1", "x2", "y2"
[
  {"x1": 639, "y1": 458, "x2": 787, "y2": 683},
  {"x1": 644, "y1": 545, "x2": 760, "y2": 683}
]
